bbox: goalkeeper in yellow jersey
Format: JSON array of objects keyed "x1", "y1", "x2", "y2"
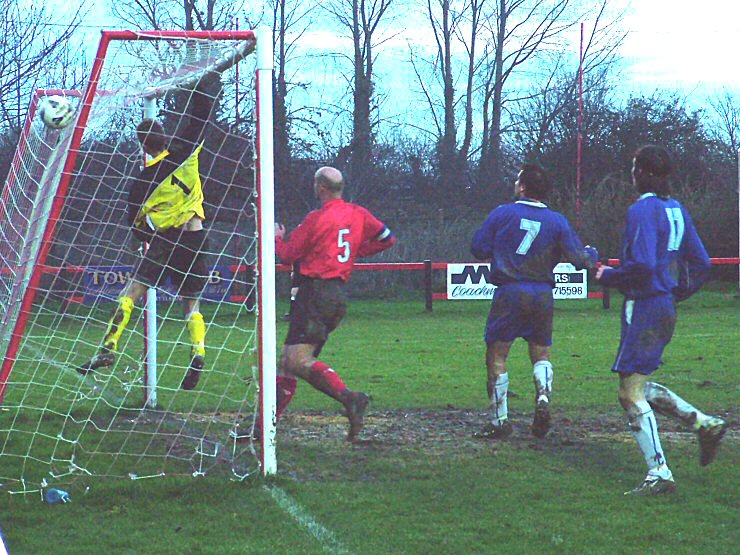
[{"x1": 79, "y1": 73, "x2": 219, "y2": 390}]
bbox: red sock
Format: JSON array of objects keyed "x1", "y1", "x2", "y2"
[
  {"x1": 307, "y1": 361, "x2": 347, "y2": 401},
  {"x1": 254, "y1": 376, "x2": 297, "y2": 433},
  {"x1": 276, "y1": 376, "x2": 297, "y2": 420}
]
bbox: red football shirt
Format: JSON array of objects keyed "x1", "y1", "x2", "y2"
[{"x1": 276, "y1": 198, "x2": 392, "y2": 281}]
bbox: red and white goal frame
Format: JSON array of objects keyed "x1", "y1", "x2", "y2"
[{"x1": 0, "y1": 29, "x2": 277, "y2": 476}]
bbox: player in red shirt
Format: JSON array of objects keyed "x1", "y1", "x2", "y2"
[{"x1": 238, "y1": 166, "x2": 395, "y2": 443}]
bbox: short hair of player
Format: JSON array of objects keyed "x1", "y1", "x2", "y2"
[
  {"x1": 519, "y1": 163, "x2": 551, "y2": 200},
  {"x1": 314, "y1": 167, "x2": 344, "y2": 194},
  {"x1": 633, "y1": 144, "x2": 673, "y2": 198},
  {"x1": 137, "y1": 119, "x2": 167, "y2": 153}
]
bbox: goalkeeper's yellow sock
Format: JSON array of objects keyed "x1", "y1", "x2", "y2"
[
  {"x1": 187, "y1": 312, "x2": 206, "y2": 358},
  {"x1": 102, "y1": 296, "x2": 134, "y2": 352}
]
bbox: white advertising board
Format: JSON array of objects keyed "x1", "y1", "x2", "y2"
[{"x1": 446, "y1": 263, "x2": 588, "y2": 300}]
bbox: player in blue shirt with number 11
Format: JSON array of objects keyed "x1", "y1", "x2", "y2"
[{"x1": 596, "y1": 144, "x2": 727, "y2": 496}]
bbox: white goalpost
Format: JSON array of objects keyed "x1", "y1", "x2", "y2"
[{"x1": 0, "y1": 29, "x2": 277, "y2": 494}]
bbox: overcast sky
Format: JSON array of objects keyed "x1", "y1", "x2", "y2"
[
  {"x1": 80, "y1": 0, "x2": 739, "y2": 102},
  {"x1": 619, "y1": 0, "x2": 739, "y2": 96},
  {"x1": 78, "y1": 0, "x2": 740, "y2": 112}
]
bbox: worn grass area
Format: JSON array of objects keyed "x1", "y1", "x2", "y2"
[{"x1": 1, "y1": 288, "x2": 737, "y2": 554}]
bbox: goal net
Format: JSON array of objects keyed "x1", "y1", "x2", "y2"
[{"x1": 0, "y1": 29, "x2": 277, "y2": 495}]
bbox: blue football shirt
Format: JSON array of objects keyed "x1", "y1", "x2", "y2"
[
  {"x1": 599, "y1": 193, "x2": 711, "y2": 300},
  {"x1": 471, "y1": 199, "x2": 595, "y2": 286}
]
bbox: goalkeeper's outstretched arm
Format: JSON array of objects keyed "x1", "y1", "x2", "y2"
[{"x1": 169, "y1": 74, "x2": 222, "y2": 159}]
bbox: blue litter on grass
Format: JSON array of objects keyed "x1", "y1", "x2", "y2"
[{"x1": 44, "y1": 488, "x2": 71, "y2": 504}]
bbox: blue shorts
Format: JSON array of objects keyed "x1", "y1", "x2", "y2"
[
  {"x1": 484, "y1": 282, "x2": 553, "y2": 346},
  {"x1": 612, "y1": 295, "x2": 676, "y2": 375}
]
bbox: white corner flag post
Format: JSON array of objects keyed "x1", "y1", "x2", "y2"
[
  {"x1": 142, "y1": 96, "x2": 158, "y2": 410},
  {"x1": 256, "y1": 26, "x2": 277, "y2": 475}
]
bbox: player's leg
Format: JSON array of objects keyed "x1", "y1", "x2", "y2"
[
  {"x1": 619, "y1": 372, "x2": 675, "y2": 494},
  {"x1": 474, "y1": 284, "x2": 526, "y2": 439},
  {"x1": 283, "y1": 279, "x2": 348, "y2": 398},
  {"x1": 180, "y1": 298, "x2": 206, "y2": 390},
  {"x1": 184, "y1": 299, "x2": 206, "y2": 360},
  {"x1": 281, "y1": 341, "x2": 369, "y2": 441},
  {"x1": 105, "y1": 280, "x2": 150, "y2": 349},
  {"x1": 276, "y1": 349, "x2": 299, "y2": 423},
  {"x1": 615, "y1": 297, "x2": 676, "y2": 495},
  {"x1": 520, "y1": 283, "x2": 554, "y2": 437},
  {"x1": 79, "y1": 231, "x2": 169, "y2": 375},
  {"x1": 78, "y1": 280, "x2": 148, "y2": 375},
  {"x1": 528, "y1": 343, "x2": 552, "y2": 438},
  {"x1": 645, "y1": 382, "x2": 728, "y2": 466},
  {"x1": 474, "y1": 340, "x2": 514, "y2": 439},
  {"x1": 177, "y1": 230, "x2": 209, "y2": 390},
  {"x1": 307, "y1": 280, "x2": 371, "y2": 440},
  {"x1": 281, "y1": 278, "x2": 368, "y2": 440},
  {"x1": 232, "y1": 346, "x2": 300, "y2": 443}
]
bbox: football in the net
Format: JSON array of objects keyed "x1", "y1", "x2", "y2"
[{"x1": 39, "y1": 95, "x2": 75, "y2": 129}]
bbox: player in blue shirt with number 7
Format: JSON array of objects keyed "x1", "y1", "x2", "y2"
[
  {"x1": 596, "y1": 144, "x2": 727, "y2": 496},
  {"x1": 470, "y1": 163, "x2": 598, "y2": 441}
]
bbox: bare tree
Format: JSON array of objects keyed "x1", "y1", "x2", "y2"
[
  {"x1": 322, "y1": 0, "x2": 396, "y2": 189},
  {"x1": 110, "y1": 0, "x2": 245, "y2": 31},
  {"x1": 510, "y1": 1, "x2": 626, "y2": 159},
  {"x1": 410, "y1": 0, "x2": 487, "y2": 192},
  {"x1": 0, "y1": 1, "x2": 83, "y2": 132},
  {"x1": 408, "y1": 0, "x2": 623, "y2": 199},
  {"x1": 107, "y1": 0, "x2": 259, "y2": 130},
  {"x1": 477, "y1": 0, "x2": 579, "y2": 184},
  {"x1": 709, "y1": 89, "x2": 739, "y2": 165},
  {"x1": 270, "y1": 0, "x2": 314, "y2": 197}
]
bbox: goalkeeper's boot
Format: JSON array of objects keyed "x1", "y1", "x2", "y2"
[
  {"x1": 344, "y1": 391, "x2": 371, "y2": 442},
  {"x1": 473, "y1": 419, "x2": 513, "y2": 440},
  {"x1": 181, "y1": 352, "x2": 205, "y2": 391},
  {"x1": 624, "y1": 468, "x2": 676, "y2": 496},
  {"x1": 78, "y1": 345, "x2": 116, "y2": 376},
  {"x1": 697, "y1": 416, "x2": 727, "y2": 466},
  {"x1": 531, "y1": 395, "x2": 551, "y2": 438}
]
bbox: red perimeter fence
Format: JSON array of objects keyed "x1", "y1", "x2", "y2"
[
  {"x1": 21, "y1": 257, "x2": 740, "y2": 311},
  {"x1": 308, "y1": 258, "x2": 739, "y2": 310}
]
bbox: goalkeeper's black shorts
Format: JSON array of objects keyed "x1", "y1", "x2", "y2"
[
  {"x1": 285, "y1": 277, "x2": 347, "y2": 356},
  {"x1": 134, "y1": 228, "x2": 210, "y2": 299}
]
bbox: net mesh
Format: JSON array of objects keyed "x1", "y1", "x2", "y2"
[{"x1": 0, "y1": 32, "x2": 264, "y2": 493}]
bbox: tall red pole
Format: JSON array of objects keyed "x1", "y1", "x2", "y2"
[
  {"x1": 576, "y1": 22, "x2": 584, "y2": 230},
  {"x1": 235, "y1": 18, "x2": 240, "y2": 129}
]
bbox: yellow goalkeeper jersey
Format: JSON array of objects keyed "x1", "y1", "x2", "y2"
[{"x1": 135, "y1": 144, "x2": 206, "y2": 231}]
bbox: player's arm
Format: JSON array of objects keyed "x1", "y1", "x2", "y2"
[
  {"x1": 168, "y1": 74, "x2": 219, "y2": 161},
  {"x1": 558, "y1": 218, "x2": 599, "y2": 270},
  {"x1": 597, "y1": 208, "x2": 655, "y2": 288},
  {"x1": 470, "y1": 210, "x2": 498, "y2": 261},
  {"x1": 357, "y1": 214, "x2": 396, "y2": 257},
  {"x1": 673, "y1": 209, "x2": 711, "y2": 302},
  {"x1": 275, "y1": 215, "x2": 314, "y2": 264}
]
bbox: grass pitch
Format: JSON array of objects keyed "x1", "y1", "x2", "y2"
[{"x1": 1, "y1": 287, "x2": 737, "y2": 554}]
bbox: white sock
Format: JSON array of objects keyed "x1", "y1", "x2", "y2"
[
  {"x1": 490, "y1": 373, "x2": 509, "y2": 425},
  {"x1": 648, "y1": 464, "x2": 673, "y2": 480},
  {"x1": 627, "y1": 400, "x2": 668, "y2": 472},
  {"x1": 533, "y1": 360, "x2": 553, "y2": 401},
  {"x1": 645, "y1": 382, "x2": 707, "y2": 430}
]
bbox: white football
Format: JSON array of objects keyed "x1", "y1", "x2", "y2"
[{"x1": 39, "y1": 95, "x2": 75, "y2": 129}]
